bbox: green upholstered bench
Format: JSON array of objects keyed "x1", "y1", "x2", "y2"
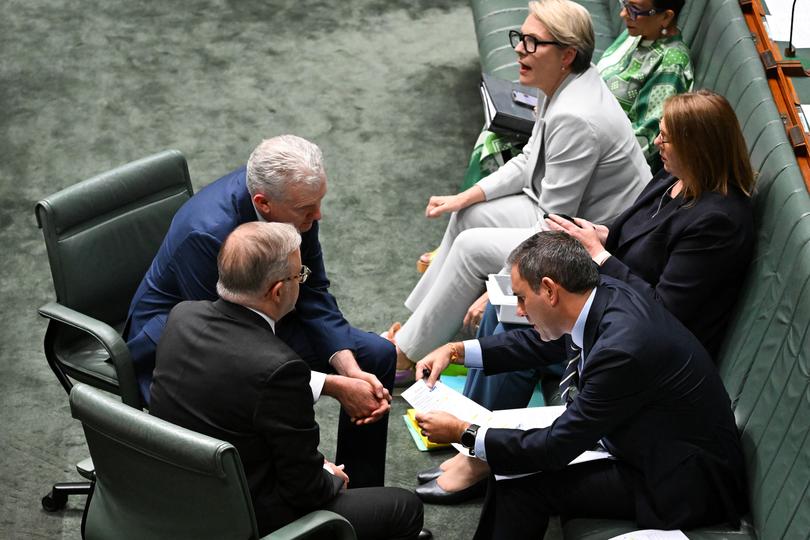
[{"x1": 469, "y1": 0, "x2": 810, "y2": 537}]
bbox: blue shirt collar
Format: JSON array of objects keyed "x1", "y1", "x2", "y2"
[{"x1": 570, "y1": 288, "x2": 596, "y2": 352}]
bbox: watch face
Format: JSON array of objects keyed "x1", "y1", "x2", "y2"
[{"x1": 462, "y1": 424, "x2": 479, "y2": 448}]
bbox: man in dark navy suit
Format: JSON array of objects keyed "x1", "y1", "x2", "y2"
[
  {"x1": 126, "y1": 135, "x2": 394, "y2": 488},
  {"x1": 415, "y1": 231, "x2": 747, "y2": 539}
]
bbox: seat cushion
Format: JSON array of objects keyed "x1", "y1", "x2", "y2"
[{"x1": 56, "y1": 329, "x2": 123, "y2": 391}]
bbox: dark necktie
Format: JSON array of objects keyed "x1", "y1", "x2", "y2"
[{"x1": 559, "y1": 344, "x2": 581, "y2": 406}]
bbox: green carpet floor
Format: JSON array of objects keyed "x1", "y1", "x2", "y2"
[{"x1": 0, "y1": 0, "x2": 563, "y2": 538}]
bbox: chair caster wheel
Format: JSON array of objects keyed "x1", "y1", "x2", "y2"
[{"x1": 42, "y1": 492, "x2": 67, "y2": 512}]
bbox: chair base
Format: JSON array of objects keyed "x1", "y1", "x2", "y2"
[{"x1": 41, "y1": 481, "x2": 91, "y2": 512}]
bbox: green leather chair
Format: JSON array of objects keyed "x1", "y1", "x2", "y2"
[
  {"x1": 70, "y1": 383, "x2": 357, "y2": 540},
  {"x1": 35, "y1": 150, "x2": 194, "y2": 510}
]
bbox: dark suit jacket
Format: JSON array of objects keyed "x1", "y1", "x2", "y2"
[
  {"x1": 601, "y1": 171, "x2": 753, "y2": 358},
  {"x1": 150, "y1": 299, "x2": 342, "y2": 534},
  {"x1": 478, "y1": 276, "x2": 747, "y2": 529},
  {"x1": 125, "y1": 166, "x2": 352, "y2": 399}
]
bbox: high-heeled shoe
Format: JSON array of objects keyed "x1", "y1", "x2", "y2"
[
  {"x1": 416, "y1": 249, "x2": 438, "y2": 273},
  {"x1": 383, "y1": 322, "x2": 416, "y2": 387}
]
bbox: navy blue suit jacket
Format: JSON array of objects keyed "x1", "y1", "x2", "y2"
[
  {"x1": 478, "y1": 276, "x2": 746, "y2": 529},
  {"x1": 601, "y1": 171, "x2": 753, "y2": 358},
  {"x1": 126, "y1": 166, "x2": 353, "y2": 399}
]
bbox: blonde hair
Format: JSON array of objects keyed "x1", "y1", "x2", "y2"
[
  {"x1": 528, "y1": 0, "x2": 594, "y2": 73},
  {"x1": 663, "y1": 90, "x2": 755, "y2": 200}
]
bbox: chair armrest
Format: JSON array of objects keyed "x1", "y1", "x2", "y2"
[
  {"x1": 262, "y1": 510, "x2": 356, "y2": 540},
  {"x1": 38, "y1": 301, "x2": 141, "y2": 408}
]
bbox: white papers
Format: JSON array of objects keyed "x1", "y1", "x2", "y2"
[
  {"x1": 401, "y1": 380, "x2": 493, "y2": 425},
  {"x1": 608, "y1": 529, "x2": 688, "y2": 540},
  {"x1": 764, "y1": 0, "x2": 810, "y2": 48},
  {"x1": 486, "y1": 273, "x2": 531, "y2": 325},
  {"x1": 800, "y1": 105, "x2": 810, "y2": 132},
  {"x1": 401, "y1": 381, "x2": 614, "y2": 471}
]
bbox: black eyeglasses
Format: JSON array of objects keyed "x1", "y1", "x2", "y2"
[
  {"x1": 508, "y1": 30, "x2": 562, "y2": 53},
  {"x1": 619, "y1": 0, "x2": 658, "y2": 20},
  {"x1": 281, "y1": 265, "x2": 311, "y2": 284}
]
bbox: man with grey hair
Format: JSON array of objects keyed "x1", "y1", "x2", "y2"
[
  {"x1": 150, "y1": 222, "x2": 427, "y2": 539},
  {"x1": 413, "y1": 231, "x2": 745, "y2": 538},
  {"x1": 127, "y1": 135, "x2": 395, "y2": 488}
]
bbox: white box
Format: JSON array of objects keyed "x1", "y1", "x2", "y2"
[{"x1": 486, "y1": 273, "x2": 531, "y2": 325}]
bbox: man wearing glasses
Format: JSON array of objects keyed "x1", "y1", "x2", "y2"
[
  {"x1": 150, "y1": 222, "x2": 428, "y2": 539},
  {"x1": 126, "y1": 135, "x2": 395, "y2": 489}
]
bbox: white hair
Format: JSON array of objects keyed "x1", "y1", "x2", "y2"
[{"x1": 246, "y1": 135, "x2": 325, "y2": 201}]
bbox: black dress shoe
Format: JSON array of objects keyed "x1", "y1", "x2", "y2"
[
  {"x1": 416, "y1": 465, "x2": 443, "y2": 484},
  {"x1": 415, "y1": 477, "x2": 486, "y2": 504},
  {"x1": 418, "y1": 528, "x2": 433, "y2": 539}
]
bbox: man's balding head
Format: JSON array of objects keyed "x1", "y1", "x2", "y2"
[{"x1": 216, "y1": 222, "x2": 301, "y2": 305}]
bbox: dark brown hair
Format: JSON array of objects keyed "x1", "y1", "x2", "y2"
[{"x1": 663, "y1": 89, "x2": 755, "y2": 200}]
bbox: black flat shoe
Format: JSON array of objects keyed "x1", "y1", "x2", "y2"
[
  {"x1": 415, "y1": 477, "x2": 486, "y2": 505},
  {"x1": 418, "y1": 528, "x2": 433, "y2": 539},
  {"x1": 416, "y1": 465, "x2": 443, "y2": 485}
]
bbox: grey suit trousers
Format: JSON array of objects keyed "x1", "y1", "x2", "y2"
[{"x1": 397, "y1": 193, "x2": 543, "y2": 361}]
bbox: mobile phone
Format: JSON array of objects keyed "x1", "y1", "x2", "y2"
[
  {"x1": 512, "y1": 89, "x2": 538, "y2": 109},
  {"x1": 544, "y1": 212, "x2": 581, "y2": 227}
]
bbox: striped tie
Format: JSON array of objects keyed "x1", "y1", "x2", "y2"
[{"x1": 559, "y1": 345, "x2": 581, "y2": 406}]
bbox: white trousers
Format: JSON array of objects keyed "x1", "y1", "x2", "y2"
[{"x1": 397, "y1": 193, "x2": 543, "y2": 361}]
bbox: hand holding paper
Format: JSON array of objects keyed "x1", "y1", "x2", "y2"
[{"x1": 414, "y1": 410, "x2": 469, "y2": 445}]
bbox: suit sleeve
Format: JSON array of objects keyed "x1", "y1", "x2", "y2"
[
  {"x1": 170, "y1": 231, "x2": 221, "y2": 301},
  {"x1": 479, "y1": 328, "x2": 566, "y2": 374},
  {"x1": 254, "y1": 359, "x2": 340, "y2": 509},
  {"x1": 600, "y1": 206, "x2": 751, "y2": 330},
  {"x1": 534, "y1": 112, "x2": 600, "y2": 217},
  {"x1": 484, "y1": 346, "x2": 646, "y2": 474},
  {"x1": 476, "y1": 116, "x2": 542, "y2": 201},
  {"x1": 295, "y1": 222, "x2": 354, "y2": 358}
]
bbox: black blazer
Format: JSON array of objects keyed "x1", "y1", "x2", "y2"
[
  {"x1": 150, "y1": 299, "x2": 342, "y2": 535},
  {"x1": 602, "y1": 171, "x2": 753, "y2": 358},
  {"x1": 478, "y1": 277, "x2": 747, "y2": 529}
]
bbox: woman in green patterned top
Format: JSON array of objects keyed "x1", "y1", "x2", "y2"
[{"x1": 598, "y1": 0, "x2": 693, "y2": 165}]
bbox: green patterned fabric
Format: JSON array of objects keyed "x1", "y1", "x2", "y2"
[
  {"x1": 460, "y1": 130, "x2": 524, "y2": 190},
  {"x1": 597, "y1": 29, "x2": 694, "y2": 161}
]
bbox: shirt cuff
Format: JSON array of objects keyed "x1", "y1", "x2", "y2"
[
  {"x1": 592, "y1": 250, "x2": 612, "y2": 266},
  {"x1": 474, "y1": 426, "x2": 489, "y2": 461},
  {"x1": 323, "y1": 462, "x2": 334, "y2": 474},
  {"x1": 463, "y1": 339, "x2": 483, "y2": 369},
  {"x1": 309, "y1": 371, "x2": 326, "y2": 402}
]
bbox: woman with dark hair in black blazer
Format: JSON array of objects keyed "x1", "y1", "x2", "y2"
[{"x1": 549, "y1": 89, "x2": 756, "y2": 358}]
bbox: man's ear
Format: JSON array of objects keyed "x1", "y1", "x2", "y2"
[
  {"x1": 265, "y1": 280, "x2": 283, "y2": 303},
  {"x1": 253, "y1": 193, "x2": 272, "y2": 218},
  {"x1": 541, "y1": 276, "x2": 559, "y2": 306}
]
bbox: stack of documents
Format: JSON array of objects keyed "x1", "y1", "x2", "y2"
[{"x1": 402, "y1": 380, "x2": 612, "y2": 476}]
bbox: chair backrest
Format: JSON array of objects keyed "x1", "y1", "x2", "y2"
[
  {"x1": 70, "y1": 383, "x2": 260, "y2": 540},
  {"x1": 35, "y1": 150, "x2": 193, "y2": 328}
]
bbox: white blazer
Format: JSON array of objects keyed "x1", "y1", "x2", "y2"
[{"x1": 477, "y1": 65, "x2": 651, "y2": 225}]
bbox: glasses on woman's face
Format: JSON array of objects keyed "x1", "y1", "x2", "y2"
[
  {"x1": 619, "y1": 0, "x2": 658, "y2": 20},
  {"x1": 281, "y1": 265, "x2": 311, "y2": 285},
  {"x1": 508, "y1": 30, "x2": 562, "y2": 53}
]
